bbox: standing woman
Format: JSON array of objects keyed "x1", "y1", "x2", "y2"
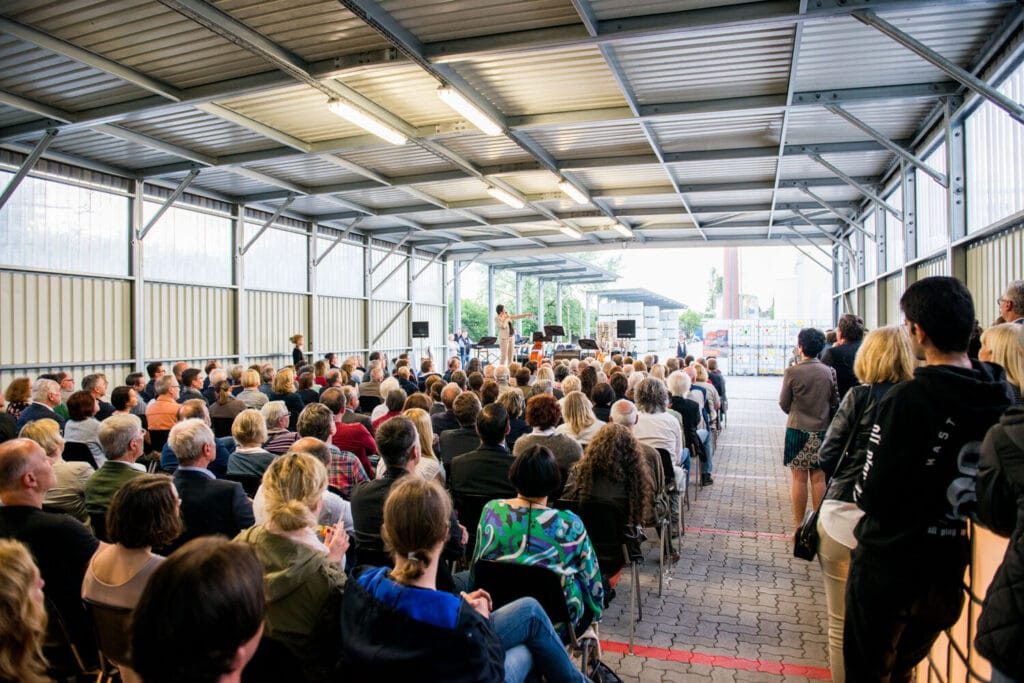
[
  {"x1": 496, "y1": 304, "x2": 533, "y2": 366},
  {"x1": 290, "y1": 333, "x2": 305, "y2": 368},
  {"x1": 779, "y1": 327, "x2": 838, "y2": 531},
  {"x1": 813, "y1": 326, "x2": 914, "y2": 682}
]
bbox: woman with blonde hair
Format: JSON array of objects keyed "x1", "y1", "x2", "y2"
[
  {"x1": 813, "y1": 325, "x2": 915, "y2": 682},
  {"x1": 237, "y1": 368, "x2": 268, "y2": 410},
  {"x1": 269, "y1": 366, "x2": 305, "y2": 431},
  {"x1": 980, "y1": 322, "x2": 1024, "y2": 405},
  {"x1": 235, "y1": 452, "x2": 348, "y2": 680},
  {"x1": 19, "y1": 418, "x2": 93, "y2": 521},
  {"x1": 290, "y1": 333, "x2": 305, "y2": 367},
  {"x1": 555, "y1": 391, "x2": 604, "y2": 446},
  {"x1": 377, "y1": 408, "x2": 444, "y2": 483},
  {"x1": 227, "y1": 409, "x2": 275, "y2": 477},
  {"x1": 0, "y1": 539, "x2": 48, "y2": 683}
]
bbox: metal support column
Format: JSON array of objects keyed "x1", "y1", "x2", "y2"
[
  {"x1": 874, "y1": 205, "x2": 886, "y2": 285},
  {"x1": 407, "y1": 248, "x2": 415, "y2": 359},
  {"x1": 130, "y1": 179, "x2": 146, "y2": 372},
  {"x1": 945, "y1": 97, "x2": 968, "y2": 282},
  {"x1": 308, "y1": 221, "x2": 319, "y2": 363},
  {"x1": 515, "y1": 274, "x2": 523, "y2": 336},
  {"x1": 363, "y1": 235, "x2": 373, "y2": 355},
  {"x1": 442, "y1": 257, "x2": 450, "y2": 344},
  {"x1": 452, "y1": 260, "x2": 462, "y2": 334},
  {"x1": 537, "y1": 279, "x2": 545, "y2": 330},
  {"x1": 555, "y1": 283, "x2": 563, "y2": 328},
  {"x1": 486, "y1": 266, "x2": 495, "y2": 337},
  {"x1": 234, "y1": 203, "x2": 248, "y2": 366},
  {"x1": 901, "y1": 161, "x2": 919, "y2": 288}
]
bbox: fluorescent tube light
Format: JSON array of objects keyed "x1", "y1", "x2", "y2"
[
  {"x1": 327, "y1": 99, "x2": 407, "y2": 146},
  {"x1": 486, "y1": 186, "x2": 526, "y2": 209},
  {"x1": 559, "y1": 225, "x2": 583, "y2": 239},
  {"x1": 611, "y1": 222, "x2": 633, "y2": 237},
  {"x1": 558, "y1": 180, "x2": 589, "y2": 205},
  {"x1": 437, "y1": 86, "x2": 503, "y2": 136}
]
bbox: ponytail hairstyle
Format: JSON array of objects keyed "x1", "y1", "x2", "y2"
[
  {"x1": 215, "y1": 381, "x2": 233, "y2": 406},
  {"x1": 382, "y1": 477, "x2": 451, "y2": 584},
  {"x1": 261, "y1": 452, "x2": 326, "y2": 532}
]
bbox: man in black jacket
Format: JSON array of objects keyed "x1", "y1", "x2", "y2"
[
  {"x1": 821, "y1": 313, "x2": 865, "y2": 400},
  {"x1": 845, "y1": 277, "x2": 1012, "y2": 682},
  {"x1": 438, "y1": 391, "x2": 482, "y2": 468},
  {"x1": 450, "y1": 404, "x2": 516, "y2": 500}
]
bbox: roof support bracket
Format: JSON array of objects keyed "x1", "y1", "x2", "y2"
[
  {"x1": 313, "y1": 219, "x2": 362, "y2": 266},
  {"x1": 782, "y1": 224, "x2": 837, "y2": 263},
  {"x1": 371, "y1": 302, "x2": 411, "y2": 345},
  {"x1": 783, "y1": 237, "x2": 834, "y2": 273},
  {"x1": 411, "y1": 245, "x2": 450, "y2": 283},
  {"x1": 369, "y1": 235, "x2": 410, "y2": 275},
  {"x1": 798, "y1": 187, "x2": 873, "y2": 240},
  {"x1": 240, "y1": 196, "x2": 294, "y2": 254},
  {"x1": 853, "y1": 10, "x2": 1024, "y2": 127},
  {"x1": 792, "y1": 208, "x2": 855, "y2": 256},
  {"x1": 138, "y1": 169, "x2": 200, "y2": 240},
  {"x1": 825, "y1": 104, "x2": 948, "y2": 186},
  {"x1": 0, "y1": 129, "x2": 57, "y2": 211},
  {"x1": 809, "y1": 153, "x2": 902, "y2": 220},
  {"x1": 371, "y1": 256, "x2": 408, "y2": 295}
]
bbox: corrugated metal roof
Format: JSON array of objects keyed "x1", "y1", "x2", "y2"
[
  {"x1": 380, "y1": 0, "x2": 580, "y2": 43},
  {"x1": 120, "y1": 109, "x2": 281, "y2": 157},
  {"x1": 569, "y1": 165, "x2": 672, "y2": 189},
  {"x1": 218, "y1": 83, "x2": 373, "y2": 143},
  {"x1": 244, "y1": 155, "x2": 368, "y2": 187},
  {"x1": 171, "y1": 168, "x2": 281, "y2": 197},
  {"x1": 779, "y1": 151, "x2": 895, "y2": 181},
  {"x1": 670, "y1": 158, "x2": 780, "y2": 183},
  {"x1": 785, "y1": 100, "x2": 934, "y2": 146},
  {"x1": 437, "y1": 133, "x2": 537, "y2": 166},
  {"x1": 653, "y1": 111, "x2": 784, "y2": 152},
  {"x1": 589, "y1": 0, "x2": 753, "y2": 21},
  {"x1": 49, "y1": 128, "x2": 180, "y2": 169},
  {"x1": 525, "y1": 121, "x2": 650, "y2": 158},
  {"x1": 341, "y1": 142, "x2": 455, "y2": 177}
]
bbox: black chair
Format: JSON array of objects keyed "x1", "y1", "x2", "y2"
[
  {"x1": 148, "y1": 429, "x2": 170, "y2": 454},
  {"x1": 656, "y1": 447, "x2": 686, "y2": 539},
  {"x1": 44, "y1": 595, "x2": 99, "y2": 680},
  {"x1": 472, "y1": 560, "x2": 597, "y2": 673},
  {"x1": 212, "y1": 416, "x2": 235, "y2": 439},
  {"x1": 242, "y1": 636, "x2": 308, "y2": 683},
  {"x1": 452, "y1": 493, "x2": 493, "y2": 556},
  {"x1": 90, "y1": 511, "x2": 109, "y2": 543},
  {"x1": 84, "y1": 599, "x2": 133, "y2": 683},
  {"x1": 223, "y1": 473, "x2": 262, "y2": 497},
  {"x1": 358, "y1": 395, "x2": 381, "y2": 414},
  {"x1": 63, "y1": 441, "x2": 98, "y2": 469}
]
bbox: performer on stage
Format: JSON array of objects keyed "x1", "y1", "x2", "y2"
[{"x1": 495, "y1": 304, "x2": 533, "y2": 365}]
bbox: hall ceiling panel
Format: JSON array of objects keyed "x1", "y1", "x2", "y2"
[
  {"x1": 785, "y1": 100, "x2": 935, "y2": 146},
  {"x1": 281, "y1": 195, "x2": 359, "y2": 215},
  {"x1": 0, "y1": 102, "x2": 39, "y2": 129},
  {"x1": 795, "y1": 5, "x2": 1006, "y2": 91},
  {"x1": 567, "y1": 165, "x2": 671, "y2": 190},
  {"x1": 0, "y1": 36, "x2": 151, "y2": 111},
  {"x1": 772, "y1": 186, "x2": 863, "y2": 205},
  {"x1": 450, "y1": 46, "x2": 628, "y2": 116},
  {"x1": 685, "y1": 189, "x2": 777, "y2": 207},
  {"x1": 496, "y1": 170, "x2": 561, "y2": 195},
  {"x1": 333, "y1": 185, "x2": 429, "y2": 209},
  {"x1": 5, "y1": 0, "x2": 270, "y2": 88},
  {"x1": 340, "y1": 143, "x2": 455, "y2": 177},
  {"x1": 605, "y1": 194, "x2": 688, "y2": 210},
  {"x1": 244, "y1": 155, "x2": 367, "y2": 187},
  {"x1": 653, "y1": 112, "x2": 784, "y2": 152},
  {"x1": 216, "y1": 84, "x2": 373, "y2": 143},
  {"x1": 210, "y1": 0, "x2": 389, "y2": 61},
  {"x1": 465, "y1": 204, "x2": 541, "y2": 222},
  {"x1": 525, "y1": 121, "x2": 650, "y2": 158},
  {"x1": 379, "y1": 0, "x2": 580, "y2": 43},
  {"x1": 436, "y1": 133, "x2": 536, "y2": 166},
  {"x1": 119, "y1": 109, "x2": 282, "y2": 157},
  {"x1": 589, "y1": 0, "x2": 755, "y2": 20},
  {"x1": 335, "y1": 64, "x2": 454, "y2": 127},
  {"x1": 165, "y1": 168, "x2": 276, "y2": 197},
  {"x1": 779, "y1": 151, "x2": 894, "y2": 181},
  {"x1": 401, "y1": 209, "x2": 468, "y2": 225},
  {"x1": 670, "y1": 157, "x2": 779, "y2": 183},
  {"x1": 48, "y1": 128, "x2": 183, "y2": 169},
  {"x1": 409, "y1": 176, "x2": 488, "y2": 203},
  {"x1": 614, "y1": 26, "x2": 795, "y2": 104}
]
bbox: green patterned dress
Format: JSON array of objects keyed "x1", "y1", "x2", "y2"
[{"x1": 471, "y1": 500, "x2": 604, "y2": 632}]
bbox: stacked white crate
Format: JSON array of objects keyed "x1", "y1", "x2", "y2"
[{"x1": 659, "y1": 309, "x2": 678, "y2": 353}]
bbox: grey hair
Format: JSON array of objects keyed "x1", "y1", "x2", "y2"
[
  {"x1": 261, "y1": 400, "x2": 290, "y2": 425},
  {"x1": 31, "y1": 378, "x2": 58, "y2": 402},
  {"x1": 155, "y1": 375, "x2": 177, "y2": 396},
  {"x1": 99, "y1": 413, "x2": 143, "y2": 460},
  {"x1": 609, "y1": 399, "x2": 638, "y2": 426},
  {"x1": 666, "y1": 371, "x2": 692, "y2": 397},
  {"x1": 168, "y1": 418, "x2": 215, "y2": 466},
  {"x1": 634, "y1": 378, "x2": 669, "y2": 414},
  {"x1": 532, "y1": 379, "x2": 553, "y2": 396}
]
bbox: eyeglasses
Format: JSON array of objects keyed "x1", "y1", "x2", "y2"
[
  {"x1": 61, "y1": 378, "x2": 74, "y2": 385},
  {"x1": 998, "y1": 297, "x2": 1009, "y2": 306}
]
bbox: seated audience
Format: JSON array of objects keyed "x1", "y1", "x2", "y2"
[
  {"x1": 299, "y1": 402, "x2": 369, "y2": 498},
  {"x1": 0, "y1": 439, "x2": 99, "y2": 666},
  {"x1": 237, "y1": 369, "x2": 269, "y2": 410},
  {"x1": 297, "y1": 372, "x2": 321, "y2": 406},
  {"x1": 431, "y1": 382, "x2": 462, "y2": 435},
  {"x1": 4, "y1": 376, "x2": 31, "y2": 422},
  {"x1": 608, "y1": 400, "x2": 674, "y2": 533},
  {"x1": 110, "y1": 384, "x2": 141, "y2": 419},
  {"x1": 19, "y1": 418, "x2": 92, "y2": 522},
  {"x1": 227, "y1": 409, "x2": 275, "y2": 477},
  {"x1": 555, "y1": 391, "x2": 604, "y2": 446},
  {"x1": 472, "y1": 445, "x2": 603, "y2": 638},
  {"x1": 439, "y1": 391, "x2": 483, "y2": 467},
  {"x1": 179, "y1": 368, "x2": 205, "y2": 403},
  {"x1": 371, "y1": 389, "x2": 406, "y2": 433},
  {"x1": 268, "y1": 367, "x2": 305, "y2": 431},
  {"x1": 209, "y1": 381, "x2": 246, "y2": 422},
  {"x1": 15, "y1": 378, "x2": 66, "y2": 433},
  {"x1": 450, "y1": 403, "x2": 516, "y2": 500},
  {"x1": 498, "y1": 389, "x2": 529, "y2": 452},
  {"x1": 261, "y1": 400, "x2": 299, "y2": 455},
  {"x1": 169, "y1": 419, "x2": 254, "y2": 549},
  {"x1": 342, "y1": 476, "x2": 586, "y2": 681},
  {"x1": 0, "y1": 539, "x2": 49, "y2": 683},
  {"x1": 632, "y1": 378, "x2": 686, "y2": 482},
  {"x1": 145, "y1": 375, "x2": 181, "y2": 431},
  {"x1": 252, "y1": 438, "x2": 352, "y2": 532},
  {"x1": 320, "y1": 388, "x2": 376, "y2": 476},
  {"x1": 512, "y1": 394, "x2": 583, "y2": 497},
  {"x1": 63, "y1": 389, "x2": 105, "y2": 463},
  {"x1": 370, "y1": 377, "x2": 400, "y2": 423},
  {"x1": 81, "y1": 373, "x2": 115, "y2": 421},
  {"x1": 85, "y1": 413, "x2": 147, "y2": 517},
  {"x1": 130, "y1": 537, "x2": 265, "y2": 683},
  {"x1": 159, "y1": 399, "x2": 234, "y2": 476},
  {"x1": 378, "y1": 408, "x2": 444, "y2": 483},
  {"x1": 235, "y1": 452, "x2": 347, "y2": 680},
  {"x1": 590, "y1": 383, "x2": 615, "y2": 423}
]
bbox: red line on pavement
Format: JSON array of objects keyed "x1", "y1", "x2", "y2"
[
  {"x1": 600, "y1": 640, "x2": 832, "y2": 680},
  {"x1": 685, "y1": 526, "x2": 792, "y2": 541}
]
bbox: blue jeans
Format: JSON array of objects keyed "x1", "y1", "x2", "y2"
[
  {"x1": 492, "y1": 597, "x2": 587, "y2": 683},
  {"x1": 697, "y1": 428, "x2": 713, "y2": 474}
]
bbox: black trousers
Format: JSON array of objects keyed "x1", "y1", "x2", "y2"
[{"x1": 843, "y1": 546, "x2": 965, "y2": 683}]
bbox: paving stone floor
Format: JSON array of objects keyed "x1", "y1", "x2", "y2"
[{"x1": 593, "y1": 376, "x2": 833, "y2": 682}]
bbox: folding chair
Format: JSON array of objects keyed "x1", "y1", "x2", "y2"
[
  {"x1": 656, "y1": 448, "x2": 686, "y2": 543},
  {"x1": 43, "y1": 595, "x2": 99, "y2": 681},
  {"x1": 212, "y1": 416, "x2": 235, "y2": 439},
  {"x1": 84, "y1": 599, "x2": 133, "y2": 683},
  {"x1": 147, "y1": 429, "x2": 170, "y2": 454},
  {"x1": 452, "y1": 493, "x2": 494, "y2": 558},
  {"x1": 472, "y1": 559, "x2": 598, "y2": 673},
  {"x1": 223, "y1": 473, "x2": 262, "y2": 497}
]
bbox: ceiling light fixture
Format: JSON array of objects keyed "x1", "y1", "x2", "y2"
[
  {"x1": 486, "y1": 186, "x2": 526, "y2": 209},
  {"x1": 611, "y1": 222, "x2": 633, "y2": 237},
  {"x1": 437, "y1": 86, "x2": 503, "y2": 136},
  {"x1": 327, "y1": 99, "x2": 407, "y2": 146},
  {"x1": 558, "y1": 180, "x2": 589, "y2": 205},
  {"x1": 559, "y1": 225, "x2": 584, "y2": 239}
]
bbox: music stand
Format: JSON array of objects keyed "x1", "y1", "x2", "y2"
[
  {"x1": 543, "y1": 325, "x2": 565, "y2": 339},
  {"x1": 532, "y1": 331, "x2": 545, "y2": 342}
]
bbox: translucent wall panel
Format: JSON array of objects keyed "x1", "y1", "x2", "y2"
[
  {"x1": 411, "y1": 256, "x2": 444, "y2": 305},
  {"x1": 862, "y1": 213, "x2": 876, "y2": 281},
  {"x1": 317, "y1": 238, "x2": 364, "y2": 298},
  {"x1": 861, "y1": 282, "x2": 877, "y2": 329},
  {"x1": 916, "y1": 144, "x2": 948, "y2": 257},
  {"x1": 144, "y1": 283, "x2": 235, "y2": 361},
  {"x1": 0, "y1": 271, "x2": 131, "y2": 366},
  {"x1": 244, "y1": 224, "x2": 307, "y2": 293},
  {"x1": 142, "y1": 203, "x2": 231, "y2": 286},
  {"x1": 882, "y1": 273, "x2": 903, "y2": 326},
  {"x1": 371, "y1": 300, "x2": 409, "y2": 353},
  {"x1": 915, "y1": 256, "x2": 948, "y2": 280},
  {"x1": 317, "y1": 296, "x2": 364, "y2": 352},
  {"x1": 412, "y1": 303, "x2": 446, "y2": 360},
  {"x1": 884, "y1": 188, "x2": 904, "y2": 271},
  {"x1": 966, "y1": 225, "x2": 1024, "y2": 325},
  {"x1": 966, "y1": 62, "x2": 1024, "y2": 233},
  {"x1": 0, "y1": 171, "x2": 129, "y2": 277},
  {"x1": 246, "y1": 291, "x2": 308, "y2": 360}
]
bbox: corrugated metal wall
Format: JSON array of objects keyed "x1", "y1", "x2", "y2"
[
  {"x1": 144, "y1": 282, "x2": 235, "y2": 361},
  {"x1": 966, "y1": 224, "x2": 1024, "y2": 319},
  {"x1": 371, "y1": 300, "x2": 410, "y2": 351},
  {"x1": 881, "y1": 273, "x2": 903, "y2": 326},
  {"x1": 861, "y1": 282, "x2": 877, "y2": 329},
  {"x1": 246, "y1": 291, "x2": 308, "y2": 361},
  {"x1": 915, "y1": 255, "x2": 949, "y2": 280},
  {"x1": 412, "y1": 303, "x2": 446, "y2": 360},
  {"x1": 317, "y1": 296, "x2": 365, "y2": 353}
]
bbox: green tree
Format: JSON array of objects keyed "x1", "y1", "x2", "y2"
[
  {"x1": 706, "y1": 267, "x2": 723, "y2": 315},
  {"x1": 678, "y1": 309, "x2": 707, "y2": 337}
]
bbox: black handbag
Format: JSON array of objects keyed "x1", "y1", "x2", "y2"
[{"x1": 793, "y1": 388, "x2": 867, "y2": 561}]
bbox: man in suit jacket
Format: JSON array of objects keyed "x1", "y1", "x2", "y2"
[
  {"x1": 438, "y1": 391, "x2": 482, "y2": 467},
  {"x1": 82, "y1": 373, "x2": 116, "y2": 421},
  {"x1": 15, "y1": 378, "x2": 67, "y2": 433},
  {"x1": 450, "y1": 403, "x2": 516, "y2": 499},
  {"x1": 169, "y1": 418, "x2": 254, "y2": 550},
  {"x1": 340, "y1": 386, "x2": 374, "y2": 431},
  {"x1": 431, "y1": 382, "x2": 462, "y2": 435},
  {"x1": 84, "y1": 413, "x2": 147, "y2": 516}
]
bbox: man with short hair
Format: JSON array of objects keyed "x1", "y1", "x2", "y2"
[
  {"x1": 358, "y1": 365, "x2": 384, "y2": 413},
  {"x1": 146, "y1": 374, "x2": 182, "y2": 431},
  {"x1": 439, "y1": 391, "x2": 482, "y2": 467},
  {"x1": 443, "y1": 356, "x2": 461, "y2": 382},
  {"x1": 125, "y1": 372, "x2": 149, "y2": 417},
  {"x1": 85, "y1": 413, "x2": 146, "y2": 516},
  {"x1": 258, "y1": 364, "x2": 276, "y2": 397},
  {"x1": 202, "y1": 360, "x2": 220, "y2": 391},
  {"x1": 494, "y1": 366, "x2": 514, "y2": 394},
  {"x1": 0, "y1": 438, "x2": 99, "y2": 663},
  {"x1": 431, "y1": 382, "x2": 462, "y2": 435},
  {"x1": 844, "y1": 276, "x2": 1012, "y2": 681},
  {"x1": 142, "y1": 361, "x2": 165, "y2": 402},
  {"x1": 159, "y1": 399, "x2": 234, "y2": 476},
  {"x1": 822, "y1": 314, "x2": 866, "y2": 399},
  {"x1": 82, "y1": 372, "x2": 115, "y2": 421},
  {"x1": 395, "y1": 366, "x2": 419, "y2": 396},
  {"x1": 298, "y1": 402, "x2": 369, "y2": 498},
  {"x1": 339, "y1": 385, "x2": 373, "y2": 431},
  {"x1": 450, "y1": 403, "x2": 516, "y2": 499},
  {"x1": 172, "y1": 361, "x2": 189, "y2": 383},
  {"x1": 351, "y1": 417, "x2": 465, "y2": 580},
  {"x1": 418, "y1": 358, "x2": 441, "y2": 392},
  {"x1": 179, "y1": 368, "x2": 204, "y2": 403},
  {"x1": 320, "y1": 388, "x2": 377, "y2": 478},
  {"x1": 169, "y1": 418, "x2": 254, "y2": 550},
  {"x1": 15, "y1": 378, "x2": 66, "y2": 432},
  {"x1": 998, "y1": 279, "x2": 1024, "y2": 324}
]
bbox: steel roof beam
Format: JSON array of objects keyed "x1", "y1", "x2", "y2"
[
  {"x1": 783, "y1": 237, "x2": 835, "y2": 272},
  {"x1": 0, "y1": 129, "x2": 57, "y2": 210},
  {"x1": 138, "y1": 169, "x2": 201, "y2": 240},
  {"x1": 766, "y1": 5, "x2": 805, "y2": 238},
  {"x1": 808, "y1": 153, "x2": 902, "y2": 220}
]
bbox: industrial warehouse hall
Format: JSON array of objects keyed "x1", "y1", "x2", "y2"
[{"x1": 1, "y1": 0, "x2": 1023, "y2": 681}]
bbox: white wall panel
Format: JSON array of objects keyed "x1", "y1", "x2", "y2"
[
  {"x1": 884, "y1": 188, "x2": 904, "y2": 271},
  {"x1": 881, "y1": 273, "x2": 903, "y2": 326},
  {"x1": 246, "y1": 291, "x2": 308, "y2": 360},
  {"x1": 862, "y1": 213, "x2": 876, "y2": 282},
  {"x1": 915, "y1": 256, "x2": 948, "y2": 281},
  {"x1": 317, "y1": 296, "x2": 364, "y2": 353},
  {"x1": 142, "y1": 203, "x2": 232, "y2": 286},
  {"x1": 371, "y1": 300, "x2": 409, "y2": 353},
  {"x1": 244, "y1": 224, "x2": 308, "y2": 293},
  {"x1": 317, "y1": 238, "x2": 364, "y2": 298},
  {"x1": 916, "y1": 144, "x2": 948, "y2": 258},
  {"x1": 966, "y1": 225, "x2": 1024, "y2": 323},
  {"x1": 861, "y1": 282, "x2": 877, "y2": 329},
  {"x1": 1, "y1": 271, "x2": 131, "y2": 366},
  {"x1": 412, "y1": 303, "x2": 446, "y2": 361},
  {"x1": 370, "y1": 247, "x2": 408, "y2": 301},
  {"x1": 144, "y1": 283, "x2": 234, "y2": 361},
  {"x1": 411, "y1": 256, "x2": 444, "y2": 305}
]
